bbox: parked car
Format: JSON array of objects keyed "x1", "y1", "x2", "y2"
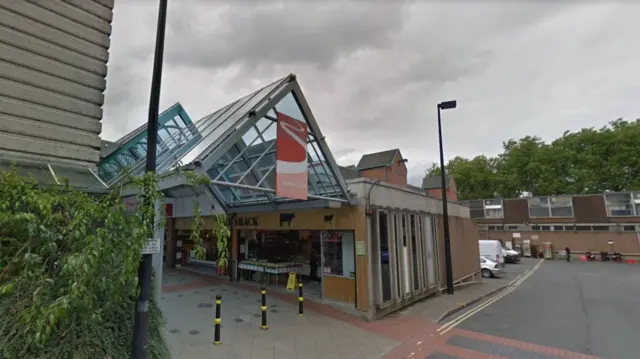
[
  {"x1": 480, "y1": 257, "x2": 504, "y2": 278},
  {"x1": 503, "y1": 247, "x2": 521, "y2": 263},
  {"x1": 480, "y1": 256, "x2": 504, "y2": 278},
  {"x1": 479, "y1": 239, "x2": 506, "y2": 267}
]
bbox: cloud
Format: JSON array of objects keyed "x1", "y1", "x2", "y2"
[{"x1": 103, "y1": 1, "x2": 640, "y2": 186}]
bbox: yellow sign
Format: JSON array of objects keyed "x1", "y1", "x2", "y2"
[{"x1": 286, "y1": 272, "x2": 297, "y2": 292}]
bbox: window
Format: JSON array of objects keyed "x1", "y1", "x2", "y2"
[
  {"x1": 410, "y1": 214, "x2": 420, "y2": 291},
  {"x1": 553, "y1": 225, "x2": 564, "y2": 231},
  {"x1": 623, "y1": 225, "x2": 637, "y2": 232},
  {"x1": 466, "y1": 199, "x2": 504, "y2": 219},
  {"x1": 604, "y1": 192, "x2": 638, "y2": 217},
  {"x1": 575, "y1": 225, "x2": 591, "y2": 231},
  {"x1": 321, "y1": 231, "x2": 355, "y2": 278},
  {"x1": 592, "y1": 225, "x2": 611, "y2": 232},
  {"x1": 378, "y1": 211, "x2": 392, "y2": 302},
  {"x1": 393, "y1": 213, "x2": 402, "y2": 299},
  {"x1": 540, "y1": 225, "x2": 551, "y2": 231},
  {"x1": 528, "y1": 196, "x2": 573, "y2": 218}
]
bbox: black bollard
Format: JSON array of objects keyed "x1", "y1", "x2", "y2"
[
  {"x1": 260, "y1": 287, "x2": 268, "y2": 330},
  {"x1": 297, "y1": 282, "x2": 304, "y2": 317},
  {"x1": 213, "y1": 295, "x2": 221, "y2": 345}
]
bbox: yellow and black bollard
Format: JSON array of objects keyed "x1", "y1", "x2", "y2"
[
  {"x1": 297, "y1": 282, "x2": 304, "y2": 316},
  {"x1": 213, "y1": 295, "x2": 222, "y2": 345},
  {"x1": 260, "y1": 287, "x2": 268, "y2": 330}
]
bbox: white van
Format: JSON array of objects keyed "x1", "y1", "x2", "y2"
[{"x1": 479, "y1": 240, "x2": 506, "y2": 267}]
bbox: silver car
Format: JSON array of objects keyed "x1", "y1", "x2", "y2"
[{"x1": 480, "y1": 256, "x2": 504, "y2": 278}]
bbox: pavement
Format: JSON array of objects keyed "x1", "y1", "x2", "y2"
[{"x1": 160, "y1": 258, "x2": 638, "y2": 359}]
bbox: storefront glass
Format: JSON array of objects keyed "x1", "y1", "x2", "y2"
[
  {"x1": 321, "y1": 231, "x2": 355, "y2": 278},
  {"x1": 378, "y1": 211, "x2": 393, "y2": 302}
]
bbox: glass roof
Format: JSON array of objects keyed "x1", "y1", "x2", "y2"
[
  {"x1": 98, "y1": 103, "x2": 199, "y2": 185},
  {"x1": 98, "y1": 74, "x2": 351, "y2": 208},
  {"x1": 204, "y1": 90, "x2": 349, "y2": 207}
]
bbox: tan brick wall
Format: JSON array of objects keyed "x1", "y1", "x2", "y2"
[
  {"x1": 486, "y1": 230, "x2": 640, "y2": 254},
  {"x1": 435, "y1": 215, "x2": 481, "y2": 284}
]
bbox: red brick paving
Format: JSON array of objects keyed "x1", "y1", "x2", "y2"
[{"x1": 163, "y1": 269, "x2": 602, "y2": 359}]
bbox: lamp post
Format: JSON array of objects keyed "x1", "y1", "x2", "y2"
[
  {"x1": 437, "y1": 100, "x2": 457, "y2": 295},
  {"x1": 132, "y1": 0, "x2": 168, "y2": 358}
]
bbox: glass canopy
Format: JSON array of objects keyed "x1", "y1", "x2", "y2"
[
  {"x1": 205, "y1": 91, "x2": 348, "y2": 207},
  {"x1": 99, "y1": 74, "x2": 352, "y2": 209},
  {"x1": 98, "y1": 103, "x2": 199, "y2": 185}
]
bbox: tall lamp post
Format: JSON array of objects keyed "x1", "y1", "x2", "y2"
[
  {"x1": 132, "y1": 0, "x2": 169, "y2": 358},
  {"x1": 437, "y1": 100, "x2": 457, "y2": 295}
]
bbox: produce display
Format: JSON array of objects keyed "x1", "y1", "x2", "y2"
[{"x1": 239, "y1": 260, "x2": 304, "y2": 274}]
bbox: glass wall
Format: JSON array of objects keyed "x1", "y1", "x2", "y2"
[
  {"x1": 378, "y1": 211, "x2": 393, "y2": 303},
  {"x1": 321, "y1": 231, "x2": 355, "y2": 278},
  {"x1": 392, "y1": 213, "x2": 402, "y2": 299},
  {"x1": 410, "y1": 214, "x2": 420, "y2": 291}
]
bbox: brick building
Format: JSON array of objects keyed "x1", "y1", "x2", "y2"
[
  {"x1": 459, "y1": 192, "x2": 640, "y2": 255},
  {"x1": 422, "y1": 174, "x2": 458, "y2": 202},
  {"x1": 354, "y1": 149, "x2": 409, "y2": 187}
]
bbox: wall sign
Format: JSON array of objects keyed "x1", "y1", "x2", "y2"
[
  {"x1": 279, "y1": 212, "x2": 296, "y2": 227},
  {"x1": 233, "y1": 216, "x2": 259, "y2": 227},
  {"x1": 355, "y1": 241, "x2": 366, "y2": 256}
]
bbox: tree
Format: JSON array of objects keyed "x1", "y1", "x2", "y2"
[
  {"x1": 0, "y1": 166, "x2": 218, "y2": 358},
  {"x1": 425, "y1": 119, "x2": 640, "y2": 200}
]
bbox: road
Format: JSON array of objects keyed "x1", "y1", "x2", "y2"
[{"x1": 449, "y1": 259, "x2": 640, "y2": 359}]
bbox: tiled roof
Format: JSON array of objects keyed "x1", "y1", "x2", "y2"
[
  {"x1": 356, "y1": 149, "x2": 400, "y2": 170},
  {"x1": 422, "y1": 174, "x2": 452, "y2": 189}
]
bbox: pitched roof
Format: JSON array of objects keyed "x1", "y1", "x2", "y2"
[
  {"x1": 422, "y1": 174, "x2": 452, "y2": 189},
  {"x1": 338, "y1": 165, "x2": 360, "y2": 180},
  {"x1": 407, "y1": 184, "x2": 425, "y2": 193},
  {"x1": 356, "y1": 149, "x2": 400, "y2": 170}
]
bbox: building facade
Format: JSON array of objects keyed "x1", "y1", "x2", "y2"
[
  {"x1": 0, "y1": 1, "x2": 114, "y2": 168},
  {"x1": 460, "y1": 193, "x2": 640, "y2": 255}
]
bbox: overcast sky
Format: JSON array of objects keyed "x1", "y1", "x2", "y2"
[{"x1": 102, "y1": 1, "x2": 640, "y2": 186}]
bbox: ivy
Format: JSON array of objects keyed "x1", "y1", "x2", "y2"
[{"x1": 0, "y1": 165, "x2": 229, "y2": 358}]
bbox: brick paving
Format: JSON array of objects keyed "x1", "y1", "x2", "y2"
[{"x1": 161, "y1": 267, "x2": 602, "y2": 359}]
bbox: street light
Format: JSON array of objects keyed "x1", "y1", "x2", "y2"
[
  {"x1": 437, "y1": 100, "x2": 457, "y2": 295},
  {"x1": 132, "y1": 0, "x2": 168, "y2": 358}
]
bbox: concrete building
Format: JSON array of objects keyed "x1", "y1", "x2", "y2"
[
  {"x1": 0, "y1": 1, "x2": 114, "y2": 177},
  {"x1": 460, "y1": 193, "x2": 640, "y2": 256}
]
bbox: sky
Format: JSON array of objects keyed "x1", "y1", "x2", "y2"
[{"x1": 102, "y1": 0, "x2": 640, "y2": 186}]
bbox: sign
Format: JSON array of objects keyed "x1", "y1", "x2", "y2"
[
  {"x1": 513, "y1": 233, "x2": 521, "y2": 238},
  {"x1": 275, "y1": 112, "x2": 309, "y2": 200},
  {"x1": 142, "y1": 238, "x2": 161, "y2": 254},
  {"x1": 233, "y1": 216, "x2": 259, "y2": 227},
  {"x1": 355, "y1": 241, "x2": 366, "y2": 256},
  {"x1": 531, "y1": 235, "x2": 539, "y2": 240},
  {"x1": 286, "y1": 272, "x2": 297, "y2": 292}
]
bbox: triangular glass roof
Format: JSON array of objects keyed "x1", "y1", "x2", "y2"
[
  {"x1": 98, "y1": 103, "x2": 199, "y2": 185},
  {"x1": 99, "y1": 74, "x2": 352, "y2": 209}
]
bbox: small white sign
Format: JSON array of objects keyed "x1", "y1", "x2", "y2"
[
  {"x1": 142, "y1": 238, "x2": 161, "y2": 254},
  {"x1": 531, "y1": 235, "x2": 539, "y2": 240},
  {"x1": 513, "y1": 233, "x2": 521, "y2": 238}
]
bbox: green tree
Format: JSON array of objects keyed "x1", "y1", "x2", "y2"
[{"x1": 425, "y1": 119, "x2": 640, "y2": 200}]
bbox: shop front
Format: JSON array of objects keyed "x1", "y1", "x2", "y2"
[{"x1": 231, "y1": 207, "x2": 361, "y2": 305}]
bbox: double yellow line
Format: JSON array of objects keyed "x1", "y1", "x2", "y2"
[{"x1": 437, "y1": 259, "x2": 545, "y2": 335}]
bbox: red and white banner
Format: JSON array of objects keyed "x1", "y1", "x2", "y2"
[{"x1": 275, "y1": 112, "x2": 308, "y2": 200}]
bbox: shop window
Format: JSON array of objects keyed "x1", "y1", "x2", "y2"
[
  {"x1": 565, "y1": 225, "x2": 575, "y2": 231},
  {"x1": 604, "y1": 192, "x2": 637, "y2": 217},
  {"x1": 531, "y1": 225, "x2": 541, "y2": 231},
  {"x1": 623, "y1": 225, "x2": 637, "y2": 232},
  {"x1": 321, "y1": 231, "x2": 355, "y2": 278},
  {"x1": 410, "y1": 214, "x2": 420, "y2": 291},
  {"x1": 540, "y1": 226, "x2": 551, "y2": 231},
  {"x1": 553, "y1": 225, "x2": 565, "y2": 231},
  {"x1": 575, "y1": 225, "x2": 592, "y2": 231},
  {"x1": 591, "y1": 225, "x2": 611, "y2": 232},
  {"x1": 378, "y1": 211, "x2": 393, "y2": 303}
]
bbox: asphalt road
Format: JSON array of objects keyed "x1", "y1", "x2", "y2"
[{"x1": 455, "y1": 259, "x2": 640, "y2": 359}]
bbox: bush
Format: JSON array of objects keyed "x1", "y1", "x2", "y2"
[{"x1": 0, "y1": 168, "x2": 170, "y2": 358}]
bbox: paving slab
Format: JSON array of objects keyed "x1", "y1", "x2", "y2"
[{"x1": 160, "y1": 269, "x2": 398, "y2": 359}]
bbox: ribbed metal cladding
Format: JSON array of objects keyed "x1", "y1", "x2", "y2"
[{"x1": 0, "y1": 0, "x2": 114, "y2": 168}]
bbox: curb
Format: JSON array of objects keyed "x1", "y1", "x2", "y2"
[
  {"x1": 435, "y1": 280, "x2": 514, "y2": 323},
  {"x1": 436, "y1": 259, "x2": 544, "y2": 323}
]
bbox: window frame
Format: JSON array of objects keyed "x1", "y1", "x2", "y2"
[
  {"x1": 604, "y1": 192, "x2": 639, "y2": 217},
  {"x1": 528, "y1": 195, "x2": 574, "y2": 218},
  {"x1": 465, "y1": 199, "x2": 504, "y2": 219}
]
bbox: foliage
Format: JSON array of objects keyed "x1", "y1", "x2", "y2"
[
  {"x1": 425, "y1": 119, "x2": 640, "y2": 200},
  {"x1": 213, "y1": 213, "x2": 231, "y2": 270},
  {"x1": 0, "y1": 168, "x2": 170, "y2": 358}
]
